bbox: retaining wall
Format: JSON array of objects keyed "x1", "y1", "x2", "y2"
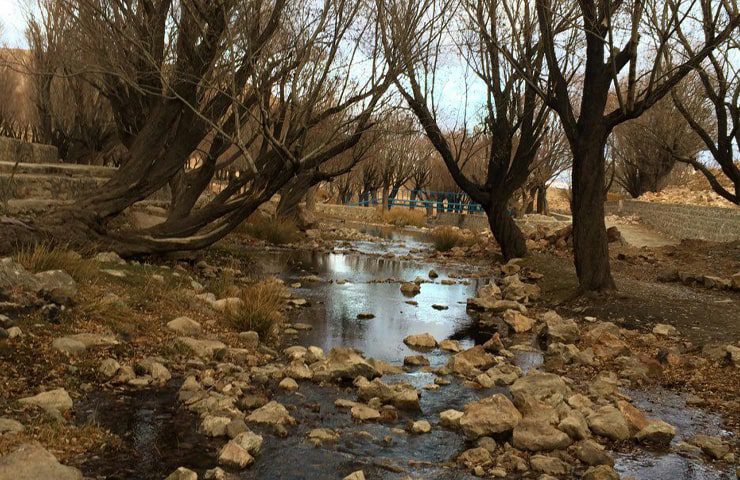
[
  {"x1": 606, "y1": 200, "x2": 740, "y2": 242},
  {"x1": 0, "y1": 136, "x2": 58, "y2": 164}
]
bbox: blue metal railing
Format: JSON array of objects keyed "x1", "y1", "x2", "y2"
[{"x1": 347, "y1": 189, "x2": 484, "y2": 214}]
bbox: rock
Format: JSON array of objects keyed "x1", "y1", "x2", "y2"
[
  {"x1": 572, "y1": 439, "x2": 614, "y2": 466},
  {"x1": 513, "y1": 417, "x2": 572, "y2": 451},
  {"x1": 587, "y1": 406, "x2": 631, "y2": 441},
  {"x1": 439, "y1": 409, "x2": 464, "y2": 429},
  {"x1": 616, "y1": 400, "x2": 649, "y2": 434},
  {"x1": 688, "y1": 434, "x2": 730, "y2": 459},
  {"x1": 18, "y1": 388, "x2": 73, "y2": 412},
  {"x1": 135, "y1": 358, "x2": 171, "y2": 384},
  {"x1": 439, "y1": 339, "x2": 462, "y2": 352},
  {"x1": 540, "y1": 311, "x2": 580, "y2": 344},
  {"x1": 486, "y1": 364, "x2": 523, "y2": 385},
  {"x1": 98, "y1": 358, "x2": 121, "y2": 378},
  {"x1": 0, "y1": 442, "x2": 83, "y2": 480},
  {"x1": 177, "y1": 337, "x2": 227, "y2": 359},
  {"x1": 582, "y1": 465, "x2": 620, "y2": 480},
  {"x1": 351, "y1": 404, "x2": 381, "y2": 421},
  {"x1": 403, "y1": 333, "x2": 438, "y2": 349},
  {"x1": 652, "y1": 324, "x2": 678, "y2": 337},
  {"x1": 431, "y1": 304, "x2": 448, "y2": 310},
  {"x1": 457, "y1": 447, "x2": 493, "y2": 469},
  {"x1": 310, "y1": 347, "x2": 378, "y2": 381},
  {"x1": 226, "y1": 419, "x2": 248, "y2": 439},
  {"x1": 411, "y1": 420, "x2": 431, "y2": 434},
  {"x1": 211, "y1": 297, "x2": 244, "y2": 314},
  {"x1": 239, "y1": 331, "x2": 260, "y2": 349},
  {"x1": 510, "y1": 371, "x2": 572, "y2": 408},
  {"x1": 285, "y1": 361, "x2": 313, "y2": 380},
  {"x1": 164, "y1": 467, "x2": 198, "y2": 480},
  {"x1": 343, "y1": 471, "x2": 365, "y2": 480},
  {"x1": 446, "y1": 345, "x2": 497, "y2": 376},
  {"x1": 34, "y1": 270, "x2": 77, "y2": 303},
  {"x1": 635, "y1": 420, "x2": 675, "y2": 448},
  {"x1": 204, "y1": 467, "x2": 227, "y2": 479},
  {"x1": 94, "y1": 251, "x2": 125, "y2": 264},
  {"x1": 53, "y1": 333, "x2": 119, "y2": 355},
  {"x1": 308, "y1": 428, "x2": 340, "y2": 446},
  {"x1": 529, "y1": 455, "x2": 568, "y2": 476},
  {"x1": 400, "y1": 282, "x2": 421, "y2": 296},
  {"x1": 100, "y1": 269, "x2": 126, "y2": 278},
  {"x1": 459, "y1": 394, "x2": 522, "y2": 439},
  {"x1": 0, "y1": 418, "x2": 25, "y2": 434},
  {"x1": 200, "y1": 415, "x2": 231, "y2": 437},
  {"x1": 503, "y1": 309, "x2": 534, "y2": 333},
  {"x1": 218, "y1": 441, "x2": 253, "y2": 469},
  {"x1": 356, "y1": 378, "x2": 420, "y2": 410},
  {"x1": 278, "y1": 377, "x2": 299, "y2": 391},
  {"x1": 403, "y1": 355, "x2": 429, "y2": 367},
  {"x1": 246, "y1": 401, "x2": 296, "y2": 427},
  {"x1": 558, "y1": 411, "x2": 590, "y2": 441},
  {"x1": 52, "y1": 337, "x2": 87, "y2": 355},
  {"x1": 232, "y1": 431, "x2": 263, "y2": 454},
  {"x1": 167, "y1": 317, "x2": 202, "y2": 335},
  {"x1": 0, "y1": 258, "x2": 41, "y2": 293},
  {"x1": 428, "y1": 269, "x2": 439, "y2": 278},
  {"x1": 356, "y1": 312, "x2": 375, "y2": 319},
  {"x1": 467, "y1": 297, "x2": 525, "y2": 313}
]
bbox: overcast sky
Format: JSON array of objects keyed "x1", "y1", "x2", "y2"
[{"x1": 1, "y1": 0, "x2": 28, "y2": 47}]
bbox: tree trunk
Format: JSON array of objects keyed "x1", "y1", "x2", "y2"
[
  {"x1": 276, "y1": 174, "x2": 316, "y2": 229},
  {"x1": 571, "y1": 138, "x2": 616, "y2": 292},
  {"x1": 409, "y1": 190, "x2": 417, "y2": 209},
  {"x1": 381, "y1": 186, "x2": 390, "y2": 210},
  {"x1": 536, "y1": 185, "x2": 548, "y2": 214},
  {"x1": 486, "y1": 200, "x2": 527, "y2": 261}
]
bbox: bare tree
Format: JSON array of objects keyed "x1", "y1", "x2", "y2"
[{"x1": 523, "y1": 116, "x2": 570, "y2": 214}]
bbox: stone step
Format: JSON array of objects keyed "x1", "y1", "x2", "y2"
[{"x1": 0, "y1": 161, "x2": 116, "y2": 178}]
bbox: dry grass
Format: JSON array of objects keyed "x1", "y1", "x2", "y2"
[
  {"x1": 376, "y1": 207, "x2": 427, "y2": 227},
  {"x1": 430, "y1": 226, "x2": 475, "y2": 252},
  {"x1": 14, "y1": 243, "x2": 98, "y2": 282},
  {"x1": 227, "y1": 279, "x2": 285, "y2": 341},
  {"x1": 241, "y1": 215, "x2": 301, "y2": 244}
]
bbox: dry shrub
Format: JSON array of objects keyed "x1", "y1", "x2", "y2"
[
  {"x1": 430, "y1": 226, "x2": 475, "y2": 252},
  {"x1": 241, "y1": 215, "x2": 300, "y2": 244},
  {"x1": 376, "y1": 207, "x2": 427, "y2": 227},
  {"x1": 227, "y1": 279, "x2": 285, "y2": 342},
  {"x1": 14, "y1": 243, "x2": 98, "y2": 282}
]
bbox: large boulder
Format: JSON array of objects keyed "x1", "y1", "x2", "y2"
[
  {"x1": 0, "y1": 258, "x2": 40, "y2": 293},
  {"x1": 459, "y1": 394, "x2": 522, "y2": 439},
  {"x1": 311, "y1": 347, "x2": 378, "y2": 382},
  {"x1": 635, "y1": 420, "x2": 675, "y2": 448},
  {"x1": 355, "y1": 377, "x2": 420, "y2": 410},
  {"x1": 0, "y1": 442, "x2": 83, "y2": 480},
  {"x1": 512, "y1": 417, "x2": 572, "y2": 451}
]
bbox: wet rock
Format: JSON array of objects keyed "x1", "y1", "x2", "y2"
[
  {"x1": 218, "y1": 441, "x2": 253, "y2": 469},
  {"x1": 581, "y1": 465, "x2": 620, "y2": 480},
  {"x1": 447, "y1": 345, "x2": 498, "y2": 377},
  {"x1": 587, "y1": 406, "x2": 630, "y2": 441},
  {"x1": 513, "y1": 417, "x2": 572, "y2": 451},
  {"x1": 98, "y1": 358, "x2": 120, "y2": 379},
  {"x1": 278, "y1": 377, "x2": 299, "y2": 391},
  {"x1": 0, "y1": 442, "x2": 83, "y2": 480},
  {"x1": 400, "y1": 282, "x2": 421, "y2": 296},
  {"x1": 177, "y1": 337, "x2": 227, "y2": 359},
  {"x1": 343, "y1": 471, "x2": 365, "y2": 480},
  {"x1": 403, "y1": 355, "x2": 429, "y2": 367},
  {"x1": 652, "y1": 324, "x2": 678, "y2": 337},
  {"x1": 200, "y1": 415, "x2": 231, "y2": 437},
  {"x1": 439, "y1": 409, "x2": 464, "y2": 429},
  {"x1": 688, "y1": 434, "x2": 730, "y2": 459},
  {"x1": 246, "y1": 401, "x2": 296, "y2": 427},
  {"x1": 403, "y1": 333, "x2": 438, "y2": 349},
  {"x1": 457, "y1": 447, "x2": 493, "y2": 470},
  {"x1": 635, "y1": 420, "x2": 675, "y2": 448},
  {"x1": 164, "y1": 467, "x2": 197, "y2": 480},
  {"x1": 431, "y1": 304, "x2": 448, "y2": 310},
  {"x1": 439, "y1": 339, "x2": 462, "y2": 352},
  {"x1": 616, "y1": 400, "x2": 649, "y2": 434},
  {"x1": 467, "y1": 297, "x2": 526, "y2": 313},
  {"x1": 18, "y1": 388, "x2": 73, "y2": 413},
  {"x1": 356, "y1": 377, "x2": 420, "y2": 410},
  {"x1": 486, "y1": 364, "x2": 523, "y2": 386},
  {"x1": 307, "y1": 428, "x2": 340, "y2": 446},
  {"x1": 356, "y1": 312, "x2": 375, "y2": 319},
  {"x1": 310, "y1": 347, "x2": 378, "y2": 382},
  {"x1": 0, "y1": 418, "x2": 24, "y2": 434},
  {"x1": 232, "y1": 431, "x2": 263, "y2": 454},
  {"x1": 673, "y1": 441, "x2": 703, "y2": 458},
  {"x1": 529, "y1": 455, "x2": 568, "y2": 476},
  {"x1": 351, "y1": 404, "x2": 381, "y2": 421},
  {"x1": 459, "y1": 394, "x2": 522, "y2": 439},
  {"x1": 572, "y1": 439, "x2": 614, "y2": 466},
  {"x1": 482, "y1": 333, "x2": 505, "y2": 353},
  {"x1": 540, "y1": 311, "x2": 580, "y2": 344},
  {"x1": 167, "y1": 317, "x2": 202, "y2": 336},
  {"x1": 503, "y1": 309, "x2": 534, "y2": 333},
  {"x1": 510, "y1": 371, "x2": 571, "y2": 408},
  {"x1": 411, "y1": 420, "x2": 431, "y2": 434},
  {"x1": 226, "y1": 419, "x2": 248, "y2": 439}
]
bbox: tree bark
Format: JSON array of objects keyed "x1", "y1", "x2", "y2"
[
  {"x1": 486, "y1": 200, "x2": 527, "y2": 261},
  {"x1": 571, "y1": 138, "x2": 616, "y2": 291},
  {"x1": 536, "y1": 185, "x2": 548, "y2": 214}
]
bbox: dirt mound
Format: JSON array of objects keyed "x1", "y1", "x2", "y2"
[{"x1": 639, "y1": 187, "x2": 735, "y2": 208}]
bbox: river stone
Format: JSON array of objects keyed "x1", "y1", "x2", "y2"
[
  {"x1": 52, "y1": 337, "x2": 87, "y2": 355},
  {"x1": 403, "y1": 333, "x2": 437, "y2": 349},
  {"x1": 530, "y1": 455, "x2": 568, "y2": 476},
  {"x1": 635, "y1": 420, "x2": 676, "y2": 447},
  {"x1": 440, "y1": 409, "x2": 464, "y2": 428},
  {"x1": 232, "y1": 431, "x2": 263, "y2": 454},
  {"x1": 0, "y1": 418, "x2": 24, "y2": 434},
  {"x1": 404, "y1": 354, "x2": 429, "y2": 367},
  {"x1": 356, "y1": 377, "x2": 420, "y2": 410},
  {"x1": 572, "y1": 439, "x2": 614, "y2": 466},
  {"x1": 226, "y1": 419, "x2": 248, "y2": 439},
  {"x1": 540, "y1": 311, "x2": 580, "y2": 344},
  {"x1": 411, "y1": 420, "x2": 432, "y2": 434},
  {"x1": 510, "y1": 371, "x2": 571, "y2": 408},
  {"x1": 351, "y1": 404, "x2": 381, "y2": 421},
  {"x1": 558, "y1": 411, "x2": 590, "y2": 440},
  {"x1": 167, "y1": 317, "x2": 202, "y2": 335},
  {"x1": 177, "y1": 337, "x2": 227, "y2": 359},
  {"x1": 94, "y1": 251, "x2": 125, "y2": 264},
  {"x1": 218, "y1": 441, "x2": 253, "y2": 469},
  {"x1": 582, "y1": 465, "x2": 620, "y2": 480},
  {"x1": 34, "y1": 270, "x2": 77, "y2": 303},
  {"x1": 400, "y1": 282, "x2": 421, "y2": 296},
  {"x1": 343, "y1": 471, "x2": 365, "y2": 480},
  {"x1": 18, "y1": 388, "x2": 73, "y2": 412},
  {"x1": 164, "y1": 467, "x2": 197, "y2": 480},
  {"x1": 652, "y1": 323, "x2": 678, "y2": 337},
  {"x1": 0, "y1": 442, "x2": 83, "y2": 480},
  {"x1": 246, "y1": 401, "x2": 296, "y2": 427},
  {"x1": 513, "y1": 417, "x2": 572, "y2": 451},
  {"x1": 310, "y1": 347, "x2": 378, "y2": 381},
  {"x1": 447, "y1": 345, "x2": 498, "y2": 377},
  {"x1": 459, "y1": 394, "x2": 522, "y2": 439},
  {"x1": 503, "y1": 309, "x2": 534, "y2": 333},
  {"x1": 200, "y1": 415, "x2": 231, "y2": 437},
  {"x1": 457, "y1": 447, "x2": 493, "y2": 469},
  {"x1": 279, "y1": 377, "x2": 299, "y2": 391},
  {"x1": 98, "y1": 358, "x2": 121, "y2": 378},
  {"x1": 688, "y1": 434, "x2": 730, "y2": 459},
  {"x1": 285, "y1": 360, "x2": 313, "y2": 380},
  {"x1": 587, "y1": 406, "x2": 631, "y2": 441},
  {"x1": 308, "y1": 428, "x2": 340, "y2": 446},
  {"x1": 485, "y1": 364, "x2": 522, "y2": 385}
]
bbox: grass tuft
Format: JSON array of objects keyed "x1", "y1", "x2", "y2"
[
  {"x1": 430, "y1": 226, "x2": 475, "y2": 252},
  {"x1": 14, "y1": 243, "x2": 98, "y2": 282},
  {"x1": 375, "y1": 207, "x2": 427, "y2": 227},
  {"x1": 227, "y1": 279, "x2": 285, "y2": 341},
  {"x1": 240, "y1": 215, "x2": 301, "y2": 245}
]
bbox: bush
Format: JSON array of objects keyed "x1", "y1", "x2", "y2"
[
  {"x1": 227, "y1": 279, "x2": 285, "y2": 342},
  {"x1": 376, "y1": 207, "x2": 427, "y2": 227},
  {"x1": 430, "y1": 226, "x2": 475, "y2": 252},
  {"x1": 241, "y1": 215, "x2": 301, "y2": 244},
  {"x1": 14, "y1": 243, "x2": 98, "y2": 282}
]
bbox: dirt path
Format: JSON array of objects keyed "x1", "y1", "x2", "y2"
[{"x1": 606, "y1": 219, "x2": 679, "y2": 248}]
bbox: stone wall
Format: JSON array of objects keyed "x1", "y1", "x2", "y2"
[
  {"x1": 606, "y1": 200, "x2": 740, "y2": 242},
  {"x1": 316, "y1": 203, "x2": 380, "y2": 222},
  {"x1": 0, "y1": 137, "x2": 58, "y2": 164}
]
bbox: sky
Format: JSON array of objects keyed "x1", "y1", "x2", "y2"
[{"x1": 1, "y1": 0, "x2": 27, "y2": 47}]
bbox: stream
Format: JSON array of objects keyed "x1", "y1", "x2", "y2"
[{"x1": 75, "y1": 227, "x2": 736, "y2": 479}]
